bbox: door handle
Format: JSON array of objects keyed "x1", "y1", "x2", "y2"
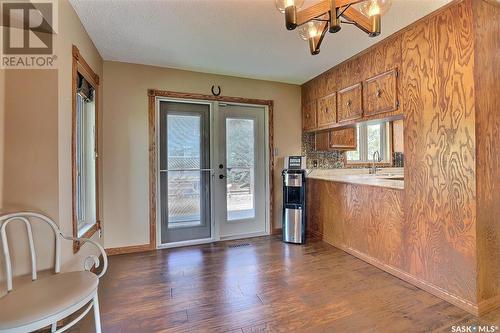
[{"x1": 219, "y1": 174, "x2": 226, "y2": 179}]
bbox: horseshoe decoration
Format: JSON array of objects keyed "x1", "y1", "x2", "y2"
[{"x1": 211, "y1": 85, "x2": 221, "y2": 96}]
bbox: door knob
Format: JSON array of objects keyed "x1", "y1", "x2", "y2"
[{"x1": 219, "y1": 174, "x2": 226, "y2": 179}]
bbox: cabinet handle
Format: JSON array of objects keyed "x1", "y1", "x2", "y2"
[
  {"x1": 346, "y1": 100, "x2": 352, "y2": 107},
  {"x1": 376, "y1": 89, "x2": 382, "y2": 98},
  {"x1": 306, "y1": 114, "x2": 310, "y2": 119},
  {"x1": 325, "y1": 107, "x2": 329, "y2": 113}
]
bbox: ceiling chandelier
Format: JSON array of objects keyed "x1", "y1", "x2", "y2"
[{"x1": 275, "y1": 0, "x2": 392, "y2": 55}]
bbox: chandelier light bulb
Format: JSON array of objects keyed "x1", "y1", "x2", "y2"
[
  {"x1": 359, "y1": 0, "x2": 392, "y2": 17},
  {"x1": 275, "y1": 0, "x2": 304, "y2": 13},
  {"x1": 298, "y1": 21, "x2": 322, "y2": 41}
]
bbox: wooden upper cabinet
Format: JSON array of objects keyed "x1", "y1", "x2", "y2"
[
  {"x1": 363, "y1": 68, "x2": 399, "y2": 116},
  {"x1": 302, "y1": 100, "x2": 317, "y2": 132},
  {"x1": 317, "y1": 93, "x2": 337, "y2": 128},
  {"x1": 329, "y1": 127, "x2": 357, "y2": 150},
  {"x1": 337, "y1": 83, "x2": 363, "y2": 123},
  {"x1": 314, "y1": 127, "x2": 357, "y2": 151}
]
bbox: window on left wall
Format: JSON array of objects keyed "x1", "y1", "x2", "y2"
[
  {"x1": 72, "y1": 45, "x2": 100, "y2": 252},
  {"x1": 75, "y1": 76, "x2": 96, "y2": 237}
]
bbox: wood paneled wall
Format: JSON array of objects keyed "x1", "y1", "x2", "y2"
[
  {"x1": 473, "y1": 0, "x2": 500, "y2": 312},
  {"x1": 401, "y1": 0, "x2": 477, "y2": 304},
  {"x1": 303, "y1": 0, "x2": 500, "y2": 315},
  {"x1": 307, "y1": 180, "x2": 405, "y2": 269}
]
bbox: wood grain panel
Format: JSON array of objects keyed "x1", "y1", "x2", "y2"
[
  {"x1": 317, "y1": 92, "x2": 337, "y2": 128},
  {"x1": 361, "y1": 34, "x2": 402, "y2": 79},
  {"x1": 363, "y1": 69, "x2": 399, "y2": 116},
  {"x1": 472, "y1": 0, "x2": 500, "y2": 312},
  {"x1": 306, "y1": 179, "x2": 405, "y2": 271},
  {"x1": 324, "y1": 67, "x2": 340, "y2": 95},
  {"x1": 329, "y1": 127, "x2": 356, "y2": 150},
  {"x1": 392, "y1": 119, "x2": 404, "y2": 153},
  {"x1": 337, "y1": 83, "x2": 363, "y2": 122},
  {"x1": 339, "y1": 59, "x2": 361, "y2": 90},
  {"x1": 302, "y1": 100, "x2": 317, "y2": 132},
  {"x1": 314, "y1": 131, "x2": 329, "y2": 152},
  {"x1": 314, "y1": 128, "x2": 356, "y2": 151},
  {"x1": 401, "y1": 0, "x2": 477, "y2": 303}
]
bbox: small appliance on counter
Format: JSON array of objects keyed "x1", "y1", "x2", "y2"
[{"x1": 282, "y1": 156, "x2": 307, "y2": 244}]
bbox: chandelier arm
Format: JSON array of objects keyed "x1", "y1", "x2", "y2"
[
  {"x1": 340, "y1": 6, "x2": 374, "y2": 34},
  {"x1": 296, "y1": 0, "x2": 368, "y2": 26},
  {"x1": 336, "y1": 4, "x2": 351, "y2": 18}
]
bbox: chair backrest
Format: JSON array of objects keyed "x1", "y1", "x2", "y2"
[{"x1": 0, "y1": 212, "x2": 61, "y2": 292}]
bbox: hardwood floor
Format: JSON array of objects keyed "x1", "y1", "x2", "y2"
[{"x1": 66, "y1": 236, "x2": 500, "y2": 332}]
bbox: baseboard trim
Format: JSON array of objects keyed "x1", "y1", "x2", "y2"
[
  {"x1": 272, "y1": 228, "x2": 282, "y2": 235},
  {"x1": 105, "y1": 244, "x2": 154, "y2": 256},
  {"x1": 316, "y1": 234, "x2": 479, "y2": 315},
  {"x1": 478, "y1": 294, "x2": 500, "y2": 316},
  {"x1": 307, "y1": 229, "x2": 323, "y2": 240}
]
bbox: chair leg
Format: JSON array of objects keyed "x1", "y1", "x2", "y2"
[
  {"x1": 51, "y1": 323, "x2": 57, "y2": 333},
  {"x1": 93, "y1": 294, "x2": 102, "y2": 333}
]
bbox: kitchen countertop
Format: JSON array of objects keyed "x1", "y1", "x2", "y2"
[{"x1": 306, "y1": 167, "x2": 404, "y2": 190}]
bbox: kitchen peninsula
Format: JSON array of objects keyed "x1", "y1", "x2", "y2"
[{"x1": 301, "y1": 0, "x2": 499, "y2": 316}]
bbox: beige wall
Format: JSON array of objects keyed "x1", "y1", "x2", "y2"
[
  {"x1": 1, "y1": 70, "x2": 59, "y2": 280},
  {"x1": 0, "y1": 69, "x2": 4, "y2": 206},
  {"x1": 56, "y1": 0, "x2": 103, "y2": 271},
  {"x1": 102, "y1": 61, "x2": 301, "y2": 248},
  {"x1": 0, "y1": 0, "x2": 103, "y2": 283}
]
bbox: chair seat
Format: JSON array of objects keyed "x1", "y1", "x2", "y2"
[{"x1": 0, "y1": 271, "x2": 98, "y2": 330}]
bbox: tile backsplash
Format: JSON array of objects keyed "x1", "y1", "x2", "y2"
[{"x1": 301, "y1": 132, "x2": 344, "y2": 169}]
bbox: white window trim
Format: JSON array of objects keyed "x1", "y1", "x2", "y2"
[
  {"x1": 346, "y1": 121, "x2": 392, "y2": 164},
  {"x1": 76, "y1": 92, "x2": 97, "y2": 237}
]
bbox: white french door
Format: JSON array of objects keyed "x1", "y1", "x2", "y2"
[
  {"x1": 157, "y1": 99, "x2": 269, "y2": 248},
  {"x1": 215, "y1": 104, "x2": 267, "y2": 240}
]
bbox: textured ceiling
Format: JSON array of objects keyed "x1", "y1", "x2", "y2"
[{"x1": 69, "y1": 0, "x2": 452, "y2": 84}]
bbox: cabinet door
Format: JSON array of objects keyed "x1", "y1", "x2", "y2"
[
  {"x1": 317, "y1": 93, "x2": 337, "y2": 128},
  {"x1": 302, "y1": 100, "x2": 317, "y2": 132},
  {"x1": 314, "y1": 131, "x2": 330, "y2": 151},
  {"x1": 337, "y1": 83, "x2": 363, "y2": 122},
  {"x1": 329, "y1": 127, "x2": 357, "y2": 150},
  {"x1": 314, "y1": 128, "x2": 357, "y2": 151},
  {"x1": 363, "y1": 69, "x2": 399, "y2": 116}
]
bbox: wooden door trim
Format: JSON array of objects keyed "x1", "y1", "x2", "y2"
[{"x1": 146, "y1": 89, "x2": 276, "y2": 252}]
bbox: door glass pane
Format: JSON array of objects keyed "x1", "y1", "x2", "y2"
[
  {"x1": 167, "y1": 115, "x2": 200, "y2": 170},
  {"x1": 167, "y1": 170, "x2": 202, "y2": 228},
  {"x1": 226, "y1": 118, "x2": 255, "y2": 221},
  {"x1": 159, "y1": 101, "x2": 211, "y2": 244},
  {"x1": 167, "y1": 115, "x2": 202, "y2": 228}
]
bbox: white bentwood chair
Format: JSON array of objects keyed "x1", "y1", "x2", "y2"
[{"x1": 0, "y1": 212, "x2": 108, "y2": 333}]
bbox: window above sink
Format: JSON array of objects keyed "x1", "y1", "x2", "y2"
[{"x1": 345, "y1": 118, "x2": 404, "y2": 167}]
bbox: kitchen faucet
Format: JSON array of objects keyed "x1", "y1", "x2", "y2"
[{"x1": 370, "y1": 151, "x2": 381, "y2": 175}]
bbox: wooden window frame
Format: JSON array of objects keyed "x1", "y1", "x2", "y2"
[{"x1": 72, "y1": 45, "x2": 101, "y2": 253}]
